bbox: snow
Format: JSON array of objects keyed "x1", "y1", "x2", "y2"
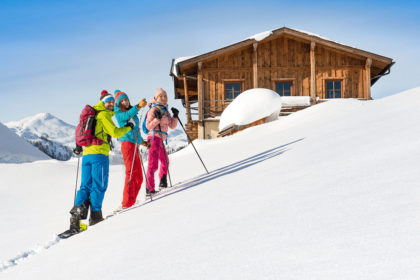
[
  {"x1": 171, "y1": 56, "x2": 194, "y2": 77},
  {"x1": 6, "y1": 113, "x2": 75, "y2": 148},
  {"x1": 294, "y1": 28, "x2": 331, "y2": 41},
  {"x1": 1, "y1": 86, "x2": 420, "y2": 279},
  {"x1": 0, "y1": 121, "x2": 49, "y2": 163},
  {"x1": 247, "y1": 30, "x2": 273, "y2": 41},
  {"x1": 218, "y1": 88, "x2": 282, "y2": 132},
  {"x1": 280, "y1": 96, "x2": 312, "y2": 107}
]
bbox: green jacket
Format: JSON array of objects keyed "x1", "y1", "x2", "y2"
[{"x1": 83, "y1": 102, "x2": 132, "y2": 156}]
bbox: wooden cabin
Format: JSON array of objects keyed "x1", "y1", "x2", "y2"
[{"x1": 170, "y1": 27, "x2": 394, "y2": 140}]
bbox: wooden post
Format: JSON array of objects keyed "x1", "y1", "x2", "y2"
[
  {"x1": 183, "y1": 76, "x2": 192, "y2": 122},
  {"x1": 365, "y1": 58, "x2": 372, "y2": 100},
  {"x1": 310, "y1": 41, "x2": 316, "y2": 102},
  {"x1": 197, "y1": 62, "x2": 205, "y2": 138},
  {"x1": 197, "y1": 62, "x2": 203, "y2": 121},
  {"x1": 253, "y1": 43, "x2": 258, "y2": 88}
]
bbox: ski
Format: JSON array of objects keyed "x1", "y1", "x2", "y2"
[{"x1": 57, "y1": 222, "x2": 87, "y2": 239}]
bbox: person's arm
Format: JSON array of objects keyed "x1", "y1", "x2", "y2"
[
  {"x1": 146, "y1": 108, "x2": 161, "y2": 131},
  {"x1": 168, "y1": 112, "x2": 178, "y2": 129},
  {"x1": 115, "y1": 106, "x2": 140, "y2": 124},
  {"x1": 99, "y1": 112, "x2": 131, "y2": 138}
]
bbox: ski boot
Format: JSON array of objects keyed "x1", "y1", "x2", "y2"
[
  {"x1": 69, "y1": 205, "x2": 86, "y2": 232},
  {"x1": 146, "y1": 188, "x2": 158, "y2": 196},
  {"x1": 89, "y1": 210, "x2": 104, "y2": 226},
  {"x1": 159, "y1": 174, "x2": 168, "y2": 189},
  {"x1": 80, "y1": 200, "x2": 90, "y2": 220}
]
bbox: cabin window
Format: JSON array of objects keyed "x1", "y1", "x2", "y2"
[
  {"x1": 225, "y1": 82, "x2": 241, "y2": 100},
  {"x1": 326, "y1": 80, "x2": 342, "y2": 98},
  {"x1": 275, "y1": 81, "x2": 292, "y2": 96}
]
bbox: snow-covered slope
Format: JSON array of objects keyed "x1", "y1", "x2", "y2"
[
  {"x1": 0, "y1": 122, "x2": 49, "y2": 163},
  {"x1": 1, "y1": 87, "x2": 420, "y2": 279},
  {"x1": 6, "y1": 113, "x2": 75, "y2": 161}
]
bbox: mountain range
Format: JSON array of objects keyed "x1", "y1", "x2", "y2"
[{"x1": 5, "y1": 113, "x2": 188, "y2": 162}]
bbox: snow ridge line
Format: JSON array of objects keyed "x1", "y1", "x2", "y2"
[{"x1": 0, "y1": 236, "x2": 61, "y2": 273}]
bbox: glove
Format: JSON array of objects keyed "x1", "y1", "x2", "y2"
[
  {"x1": 125, "y1": 117, "x2": 135, "y2": 129},
  {"x1": 154, "y1": 109, "x2": 162, "y2": 120},
  {"x1": 141, "y1": 140, "x2": 151, "y2": 149},
  {"x1": 73, "y1": 145, "x2": 83, "y2": 156},
  {"x1": 137, "y1": 98, "x2": 147, "y2": 108},
  {"x1": 171, "y1": 107, "x2": 179, "y2": 118}
]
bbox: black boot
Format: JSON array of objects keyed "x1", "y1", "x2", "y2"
[
  {"x1": 89, "y1": 210, "x2": 104, "y2": 226},
  {"x1": 80, "y1": 200, "x2": 90, "y2": 220},
  {"x1": 159, "y1": 174, "x2": 168, "y2": 188},
  {"x1": 146, "y1": 188, "x2": 157, "y2": 196},
  {"x1": 69, "y1": 205, "x2": 83, "y2": 232}
]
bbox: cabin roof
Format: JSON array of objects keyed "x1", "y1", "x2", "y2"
[{"x1": 170, "y1": 27, "x2": 394, "y2": 86}]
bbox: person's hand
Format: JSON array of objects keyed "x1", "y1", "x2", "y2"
[
  {"x1": 141, "y1": 140, "x2": 151, "y2": 149},
  {"x1": 154, "y1": 109, "x2": 162, "y2": 120},
  {"x1": 73, "y1": 145, "x2": 83, "y2": 156},
  {"x1": 171, "y1": 107, "x2": 179, "y2": 118},
  {"x1": 137, "y1": 98, "x2": 147, "y2": 108},
  {"x1": 125, "y1": 117, "x2": 135, "y2": 129}
]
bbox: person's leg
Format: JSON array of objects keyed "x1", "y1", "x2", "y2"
[
  {"x1": 158, "y1": 143, "x2": 169, "y2": 188},
  {"x1": 146, "y1": 137, "x2": 161, "y2": 191},
  {"x1": 74, "y1": 155, "x2": 93, "y2": 206},
  {"x1": 130, "y1": 150, "x2": 142, "y2": 204},
  {"x1": 89, "y1": 154, "x2": 109, "y2": 225},
  {"x1": 70, "y1": 155, "x2": 93, "y2": 230},
  {"x1": 121, "y1": 141, "x2": 135, "y2": 207}
]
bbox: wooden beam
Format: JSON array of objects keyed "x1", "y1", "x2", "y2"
[
  {"x1": 176, "y1": 88, "x2": 198, "y2": 96},
  {"x1": 310, "y1": 41, "x2": 316, "y2": 101},
  {"x1": 365, "y1": 58, "x2": 372, "y2": 99},
  {"x1": 183, "y1": 76, "x2": 192, "y2": 122},
  {"x1": 253, "y1": 43, "x2": 258, "y2": 88},
  {"x1": 197, "y1": 62, "x2": 203, "y2": 121}
]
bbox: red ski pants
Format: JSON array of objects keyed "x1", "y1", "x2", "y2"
[{"x1": 121, "y1": 141, "x2": 143, "y2": 207}]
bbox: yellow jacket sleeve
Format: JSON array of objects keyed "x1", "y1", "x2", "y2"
[{"x1": 98, "y1": 111, "x2": 131, "y2": 138}]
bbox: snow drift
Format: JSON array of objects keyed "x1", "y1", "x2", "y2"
[{"x1": 218, "y1": 88, "x2": 282, "y2": 132}]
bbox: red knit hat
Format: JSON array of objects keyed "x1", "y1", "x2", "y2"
[{"x1": 100, "y1": 90, "x2": 115, "y2": 103}]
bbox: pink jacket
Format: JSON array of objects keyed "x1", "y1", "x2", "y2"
[{"x1": 146, "y1": 107, "x2": 178, "y2": 141}]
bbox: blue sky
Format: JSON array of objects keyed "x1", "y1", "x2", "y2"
[{"x1": 1, "y1": 0, "x2": 419, "y2": 124}]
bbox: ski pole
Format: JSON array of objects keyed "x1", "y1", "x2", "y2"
[
  {"x1": 138, "y1": 146, "x2": 152, "y2": 201},
  {"x1": 176, "y1": 116, "x2": 209, "y2": 174},
  {"x1": 158, "y1": 124, "x2": 173, "y2": 188},
  {"x1": 74, "y1": 155, "x2": 81, "y2": 204}
]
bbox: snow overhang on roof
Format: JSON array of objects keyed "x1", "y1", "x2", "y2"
[{"x1": 170, "y1": 27, "x2": 394, "y2": 81}]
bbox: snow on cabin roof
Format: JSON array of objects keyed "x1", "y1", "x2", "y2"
[
  {"x1": 170, "y1": 27, "x2": 393, "y2": 78},
  {"x1": 246, "y1": 30, "x2": 273, "y2": 41},
  {"x1": 171, "y1": 56, "x2": 194, "y2": 77}
]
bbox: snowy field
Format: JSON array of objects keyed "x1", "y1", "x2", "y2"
[{"x1": 1, "y1": 87, "x2": 420, "y2": 279}]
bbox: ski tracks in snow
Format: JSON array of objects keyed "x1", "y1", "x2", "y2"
[{"x1": 0, "y1": 236, "x2": 61, "y2": 272}]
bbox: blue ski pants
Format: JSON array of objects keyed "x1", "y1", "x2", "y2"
[{"x1": 74, "y1": 154, "x2": 109, "y2": 211}]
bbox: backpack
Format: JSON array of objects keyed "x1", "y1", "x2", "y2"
[
  {"x1": 75, "y1": 105, "x2": 104, "y2": 146},
  {"x1": 142, "y1": 110, "x2": 150, "y2": 135},
  {"x1": 142, "y1": 107, "x2": 169, "y2": 144}
]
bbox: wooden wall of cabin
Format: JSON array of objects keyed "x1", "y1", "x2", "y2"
[
  {"x1": 315, "y1": 44, "x2": 366, "y2": 99},
  {"x1": 196, "y1": 35, "x2": 369, "y2": 119},
  {"x1": 201, "y1": 47, "x2": 253, "y2": 118}
]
